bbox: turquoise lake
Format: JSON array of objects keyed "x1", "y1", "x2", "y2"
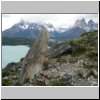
[{"x1": 2, "y1": 45, "x2": 30, "y2": 68}]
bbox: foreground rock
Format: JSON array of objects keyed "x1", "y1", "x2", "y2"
[
  {"x1": 48, "y1": 43, "x2": 72, "y2": 58},
  {"x1": 19, "y1": 29, "x2": 49, "y2": 85},
  {"x1": 2, "y1": 55, "x2": 98, "y2": 86}
]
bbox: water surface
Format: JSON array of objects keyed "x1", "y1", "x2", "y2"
[{"x1": 2, "y1": 45, "x2": 29, "y2": 68}]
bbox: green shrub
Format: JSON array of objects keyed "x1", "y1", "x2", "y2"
[
  {"x1": 68, "y1": 40, "x2": 76, "y2": 46},
  {"x1": 51, "y1": 81, "x2": 64, "y2": 86},
  {"x1": 70, "y1": 42, "x2": 86, "y2": 57},
  {"x1": 86, "y1": 51, "x2": 98, "y2": 61},
  {"x1": 71, "y1": 51, "x2": 86, "y2": 57},
  {"x1": 25, "y1": 78, "x2": 30, "y2": 83},
  {"x1": 15, "y1": 81, "x2": 19, "y2": 86},
  {"x1": 83, "y1": 63, "x2": 97, "y2": 70},
  {"x1": 2, "y1": 79, "x2": 12, "y2": 86},
  {"x1": 86, "y1": 70, "x2": 95, "y2": 78},
  {"x1": 57, "y1": 57, "x2": 66, "y2": 63},
  {"x1": 2, "y1": 71, "x2": 9, "y2": 77}
]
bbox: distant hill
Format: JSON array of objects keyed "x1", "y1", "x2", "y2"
[
  {"x1": 51, "y1": 27, "x2": 86, "y2": 41},
  {"x1": 2, "y1": 37, "x2": 34, "y2": 46}
]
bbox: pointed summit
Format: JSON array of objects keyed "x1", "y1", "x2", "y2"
[
  {"x1": 74, "y1": 18, "x2": 87, "y2": 28},
  {"x1": 81, "y1": 18, "x2": 85, "y2": 21},
  {"x1": 81, "y1": 18, "x2": 86, "y2": 25},
  {"x1": 88, "y1": 19, "x2": 95, "y2": 25},
  {"x1": 88, "y1": 19, "x2": 97, "y2": 31},
  {"x1": 18, "y1": 19, "x2": 25, "y2": 25}
]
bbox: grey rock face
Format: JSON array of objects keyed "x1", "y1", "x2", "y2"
[
  {"x1": 48, "y1": 43, "x2": 72, "y2": 58},
  {"x1": 19, "y1": 29, "x2": 49, "y2": 85}
]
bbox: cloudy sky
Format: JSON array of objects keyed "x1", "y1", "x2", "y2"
[{"x1": 2, "y1": 14, "x2": 98, "y2": 31}]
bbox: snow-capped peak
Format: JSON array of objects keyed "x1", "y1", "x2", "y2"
[
  {"x1": 17, "y1": 19, "x2": 29, "y2": 29},
  {"x1": 16, "y1": 20, "x2": 55, "y2": 32},
  {"x1": 56, "y1": 27, "x2": 68, "y2": 33},
  {"x1": 11, "y1": 18, "x2": 97, "y2": 33},
  {"x1": 42, "y1": 23, "x2": 55, "y2": 32},
  {"x1": 19, "y1": 24, "x2": 29, "y2": 29}
]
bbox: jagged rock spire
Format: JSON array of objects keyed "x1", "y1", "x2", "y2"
[{"x1": 19, "y1": 29, "x2": 49, "y2": 85}]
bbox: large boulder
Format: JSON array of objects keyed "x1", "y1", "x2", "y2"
[{"x1": 48, "y1": 43, "x2": 72, "y2": 58}]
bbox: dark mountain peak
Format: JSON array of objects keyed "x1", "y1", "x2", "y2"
[
  {"x1": 87, "y1": 19, "x2": 97, "y2": 32},
  {"x1": 74, "y1": 18, "x2": 87, "y2": 29},
  {"x1": 81, "y1": 18, "x2": 85, "y2": 22},
  {"x1": 88, "y1": 19, "x2": 95, "y2": 25},
  {"x1": 19, "y1": 19, "x2": 25, "y2": 24},
  {"x1": 45, "y1": 23, "x2": 54, "y2": 28},
  {"x1": 75, "y1": 18, "x2": 86, "y2": 24},
  {"x1": 75, "y1": 18, "x2": 86, "y2": 23},
  {"x1": 81, "y1": 18, "x2": 86, "y2": 24}
]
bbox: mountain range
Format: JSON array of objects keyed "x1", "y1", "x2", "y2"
[{"x1": 2, "y1": 18, "x2": 98, "y2": 41}]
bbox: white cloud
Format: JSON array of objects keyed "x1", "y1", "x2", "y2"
[{"x1": 2, "y1": 14, "x2": 98, "y2": 31}]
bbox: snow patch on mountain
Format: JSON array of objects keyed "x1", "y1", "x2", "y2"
[
  {"x1": 19, "y1": 24, "x2": 29, "y2": 29},
  {"x1": 42, "y1": 23, "x2": 55, "y2": 32},
  {"x1": 56, "y1": 27, "x2": 68, "y2": 33}
]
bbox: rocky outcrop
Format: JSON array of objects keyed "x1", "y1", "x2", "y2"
[
  {"x1": 19, "y1": 29, "x2": 49, "y2": 85},
  {"x1": 48, "y1": 43, "x2": 72, "y2": 58},
  {"x1": 3, "y1": 56, "x2": 98, "y2": 86}
]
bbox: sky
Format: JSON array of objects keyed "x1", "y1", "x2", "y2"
[{"x1": 2, "y1": 14, "x2": 98, "y2": 31}]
